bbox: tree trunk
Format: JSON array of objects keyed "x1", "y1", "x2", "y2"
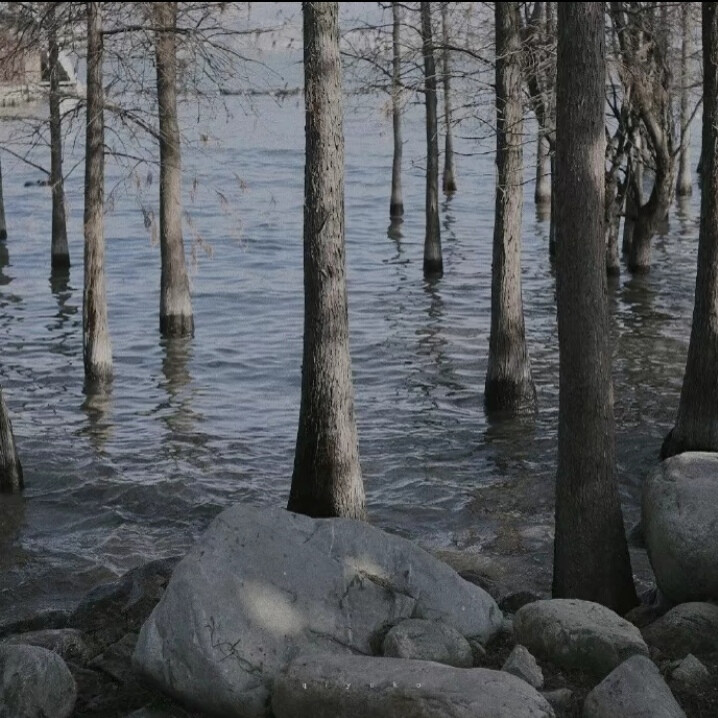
[
  {"x1": 288, "y1": 1, "x2": 366, "y2": 521},
  {"x1": 155, "y1": 1, "x2": 194, "y2": 337},
  {"x1": 676, "y1": 2, "x2": 693, "y2": 197},
  {"x1": 553, "y1": 3, "x2": 637, "y2": 613},
  {"x1": 0, "y1": 156, "x2": 6, "y2": 241},
  {"x1": 48, "y1": 5, "x2": 70, "y2": 269},
  {"x1": 83, "y1": 1, "x2": 112, "y2": 384},
  {"x1": 605, "y1": 171, "x2": 621, "y2": 276},
  {"x1": 441, "y1": 2, "x2": 457, "y2": 194},
  {"x1": 662, "y1": 3, "x2": 718, "y2": 459},
  {"x1": 535, "y1": 131, "x2": 551, "y2": 206},
  {"x1": 421, "y1": 2, "x2": 442, "y2": 278},
  {"x1": 390, "y1": 2, "x2": 403, "y2": 219},
  {"x1": 0, "y1": 387, "x2": 22, "y2": 492},
  {"x1": 485, "y1": 1, "x2": 536, "y2": 415}
]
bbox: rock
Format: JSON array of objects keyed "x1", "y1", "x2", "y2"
[
  {"x1": 502, "y1": 644, "x2": 544, "y2": 689},
  {"x1": 88, "y1": 633, "x2": 138, "y2": 683},
  {"x1": 513, "y1": 599, "x2": 649, "y2": 678},
  {"x1": 0, "y1": 610, "x2": 70, "y2": 640},
  {"x1": 134, "y1": 505, "x2": 502, "y2": 718},
  {"x1": 642, "y1": 602, "x2": 718, "y2": 659},
  {"x1": 500, "y1": 590, "x2": 543, "y2": 614},
  {"x1": 625, "y1": 586, "x2": 674, "y2": 629},
  {"x1": 272, "y1": 654, "x2": 556, "y2": 718},
  {"x1": 643, "y1": 452, "x2": 718, "y2": 602},
  {"x1": 670, "y1": 654, "x2": 711, "y2": 693},
  {"x1": 2, "y1": 628, "x2": 95, "y2": 663},
  {"x1": 627, "y1": 520, "x2": 646, "y2": 548},
  {"x1": 542, "y1": 688, "x2": 574, "y2": 713},
  {"x1": 381, "y1": 618, "x2": 473, "y2": 667},
  {"x1": 583, "y1": 654, "x2": 686, "y2": 718},
  {"x1": 0, "y1": 643, "x2": 77, "y2": 718},
  {"x1": 71, "y1": 557, "x2": 180, "y2": 644}
]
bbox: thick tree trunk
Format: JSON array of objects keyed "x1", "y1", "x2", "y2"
[
  {"x1": 662, "y1": 3, "x2": 718, "y2": 459},
  {"x1": 535, "y1": 131, "x2": 551, "y2": 206},
  {"x1": 676, "y1": 2, "x2": 693, "y2": 197},
  {"x1": 421, "y1": 2, "x2": 442, "y2": 277},
  {"x1": 155, "y1": 2, "x2": 194, "y2": 337},
  {"x1": 441, "y1": 2, "x2": 456, "y2": 194},
  {"x1": 485, "y1": 1, "x2": 536, "y2": 415},
  {"x1": 0, "y1": 157, "x2": 6, "y2": 241},
  {"x1": 390, "y1": 2, "x2": 403, "y2": 219},
  {"x1": 553, "y1": 3, "x2": 637, "y2": 613},
  {"x1": 288, "y1": 1, "x2": 366, "y2": 521},
  {"x1": 83, "y1": 1, "x2": 112, "y2": 384},
  {"x1": 0, "y1": 388, "x2": 22, "y2": 492},
  {"x1": 48, "y1": 5, "x2": 70, "y2": 269}
]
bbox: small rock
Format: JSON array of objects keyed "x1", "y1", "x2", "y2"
[
  {"x1": 499, "y1": 590, "x2": 542, "y2": 613},
  {"x1": 502, "y1": 644, "x2": 544, "y2": 688},
  {"x1": 467, "y1": 637, "x2": 487, "y2": 665},
  {"x1": 625, "y1": 586, "x2": 673, "y2": 628},
  {"x1": 541, "y1": 688, "x2": 574, "y2": 713},
  {"x1": 0, "y1": 610, "x2": 70, "y2": 640},
  {"x1": 642, "y1": 602, "x2": 718, "y2": 659},
  {"x1": 2, "y1": 628, "x2": 96, "y2": 663},
  {"x1": 670, "y1": 654, "x2": 710, "y2": 693},
  {"x1": 583, "y1": 654, "x2": 686, "y2": 718},
  {"x1": 382, "y1": 619, "x2": 473, "y2": 667},
  {"x1": 513, "y1": 599, "x2": 648, "y2": 678},
  {"x1": 88, "y1": 633, "x2": 137, "y2": 683},
  {"x1": 0, "y1": 643, "x2": 77, "y2": 718}
]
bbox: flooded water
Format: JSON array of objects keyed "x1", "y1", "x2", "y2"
[{"x1": 0, "y1": 90, "x2": 701, "y2": 621}]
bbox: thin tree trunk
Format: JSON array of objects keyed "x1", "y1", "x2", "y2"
[
  {"x1": 441, "y1": 2, "x2": 456, "y2": 194},
  {"x1": 390, "y1": 2, "x2": 404, "y2": 219},
  {"x1": 0, "y1": 387, "x2": 22, "y2": 492},
  {"x1": 662, "y1": 3, "x2": 718, "y2": 459},
  {"x1": 155, "y1": 2, "x2": 194, "y2": 337},
  {"x1": 83, "y1": 1, "x2": 112, "y2": 384},
  {"x1": 485, "y1": 1, "x2": 536, "y2": 415},
  {"x1": 676, "y1": 2, "x2": 693, "y2": 197},
  {"x1": 605, "y1": 172, "x2": 621, "y2": 276},
  {"x1": 48, "y1": 4, "x2": 69, "y2": 269},
  {"x1": 554, "y1": 2, "x2": 637, "y2": 613},
  {"x1": 535, "y1": 131, "x2": 551, "y2": 206},
  {"x1": 0, "y1": 156, "x2": 6, "y2": 241},
  {"x1": 421, "y1": 2, "x2": 442, "y2": 277},
  {"x1": 288, "y1": 1, "x2": 366, "y2": 521}
]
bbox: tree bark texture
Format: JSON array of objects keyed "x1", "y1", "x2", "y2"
[
  {"x1": 0, "y1": 157, "x2": 6, "y2": 241},
  {"x1": 622, "y1": 130, "x2": 643, "y2": 257},
  {"x1": 390, "y1": 2, "x2": 404, "y2": 219},
  {"x1": 0, "y1": 388, "x2": 22, "y2": 492},
  {"x1": 155, "y1": 1, "x2": 194, "y2": 337},
  {"x1": 421, "y1": 2, "x2": 442, "y2": 277},
  {"x1": 441, "y1": 2, "x2": 457, "y2": 194},
  {"x1": 83, "y1": 1, "x2": 112, "y2": 384},
  {"x1": 288, "y1": 2, "x2": 366, "y2": 521},
  {"x1": 662, "y1": 3, "x2": 718, "y2": 459},
  {"x1": 49, "y1": 5, "x2": 70, "y2": 269},
  {"x1": 485, "y1": 1, "x2": 536, "y2": 415},
  {"x1": 535, "y1": 131, "x2": 551, "y2": 206},
  {"x1": 676, "y1": 2, "x2": 693, "y2": 197},
  {"x1": 553, "y1": 3, "x2": 637, "y2": 613}
]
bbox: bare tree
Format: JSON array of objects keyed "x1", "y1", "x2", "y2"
[
  {"x1": 390, "y1": 1, "x2": 404, "y2": 219},
  {"x1": 0, "y1": 157, "x2": 6, "y2": 241},
  {"x1": 553, "y1": 2, "x2": 637, "y2": 613},
  {"x1": 288, "y1": 1, "x2": 366, "y2": 520},
  {"x1": 676, "y1": 2, "x2": 694, "y2": 197},
  {"x1": 440, "y1": 2, "x2": 456, "y2": 194},
  {"x1": 0, "y1": 388, "x2": 23, "y2": 492}
]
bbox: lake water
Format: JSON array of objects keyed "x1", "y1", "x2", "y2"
[{"x1": 0, "y1": 90, "x2": 701, "y2": 621}]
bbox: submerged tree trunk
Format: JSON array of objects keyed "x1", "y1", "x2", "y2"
[
  {"x1": 288, "y1": 1, "x2": 366, "y2": 521},
  {"x1": 83, "y1": 1, "x2": 112, "y2": 384},
  {"x1": 421, "y1": 2, "x2": 442, "y2": 277},
  {"x1": 441, "y1": 2, "x2": 456, "y2": 194},
  {"x1": 662, "y1": 3, "x2": 718, "y2": 459},
  {"x1": 0, "y1": 157, "x2": 6, "y2": 241},
  {"x1": 0, "y1": 388, "x2": 22, "y2": 492},
  {"x1": 485, "y1": 1, "x2": 536, "y2": 415},
  {"x1": 676, "y1": 2, "x2": 693, "y2": 197},
  {"x1": 553, "y1": 3, "x2": 637, "y2": 613},
  {"x1": 155, "y1": 1, "x2": 194, "y2": 337},
  {"x1": 535, "y1": 131, "x2": 551, "y2": 206},
  {"x1": 48, "y1": 5, "x2": 69, "y2": 269},
  {"x1": 622, "y1": 130, "x2": 643, "y2": 256},
  {"x1": 390, "y1": 2, "x2": 403, "y2": 219}
]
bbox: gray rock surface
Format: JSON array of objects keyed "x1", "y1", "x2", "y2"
[
  {"x1": 382, "y1": 618, "x2": 473, "y2": 667},
  {"x1": 502, "y1": 644, "x2": 544, "y2": 688},
  {"x1": 513, "y1": 599, "x2": 648, "y2": 678},
  {"x1": 134, "y1": 505, "x2": 502, "y2": 718},
  {"x1": 2, "y1": 628, "x2": 95, "y2": 663},
  {"x1": 0, "y1": 643, "x2": 77, "y2": 718},
  {"x1": 272, "y1": 654, "x2": 556, "y2": 718},
  {"x1": 542, "y1": 688, "x2": 574, "y2": 713},
  {"x1": 642, "y1": 602, "x2": 718, "y2": 658},
  {"x1": 583, "y1": 654, "x2": 686, "y2": 718},
  {"x1": 643, "y1": 452, "x2": 718, "y2": 602},
  {"x1": 670, "y1": 654, "x2": 711, "y2": 693}
]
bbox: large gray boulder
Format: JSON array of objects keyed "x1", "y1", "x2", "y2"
[
  {"x1": 583, "y1": 655, "x2": 686, "y2": 718},
  {"x1": 643, "y1": 452, "x2": 718, "y2": 603},
  {"x1": 272, "y1": 654, "x2": 556, "y2": 718},
  {"x1": 0, "y1": 643, "x2": 77, "y2": 718},
  {"x1": 513, "y1": 599, "x2": 648, "y2": 678},
  {"x1": 134, "y1": 505, "x2": 502, "y2": 718},
  {"x1": 642, "y1": 602, "x2": 718, "y2": 659},
  {"x1": 381, "y1": 618, "x2": 473, "y2": 667}
]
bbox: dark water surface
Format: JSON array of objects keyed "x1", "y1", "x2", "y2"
[{"x1": 0, "y1": 93, "x2": 700, "y2": 620}]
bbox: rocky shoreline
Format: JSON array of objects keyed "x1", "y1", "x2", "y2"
[{"x1": 1, "y1": 454, "x2": 717, "y2": 717}]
